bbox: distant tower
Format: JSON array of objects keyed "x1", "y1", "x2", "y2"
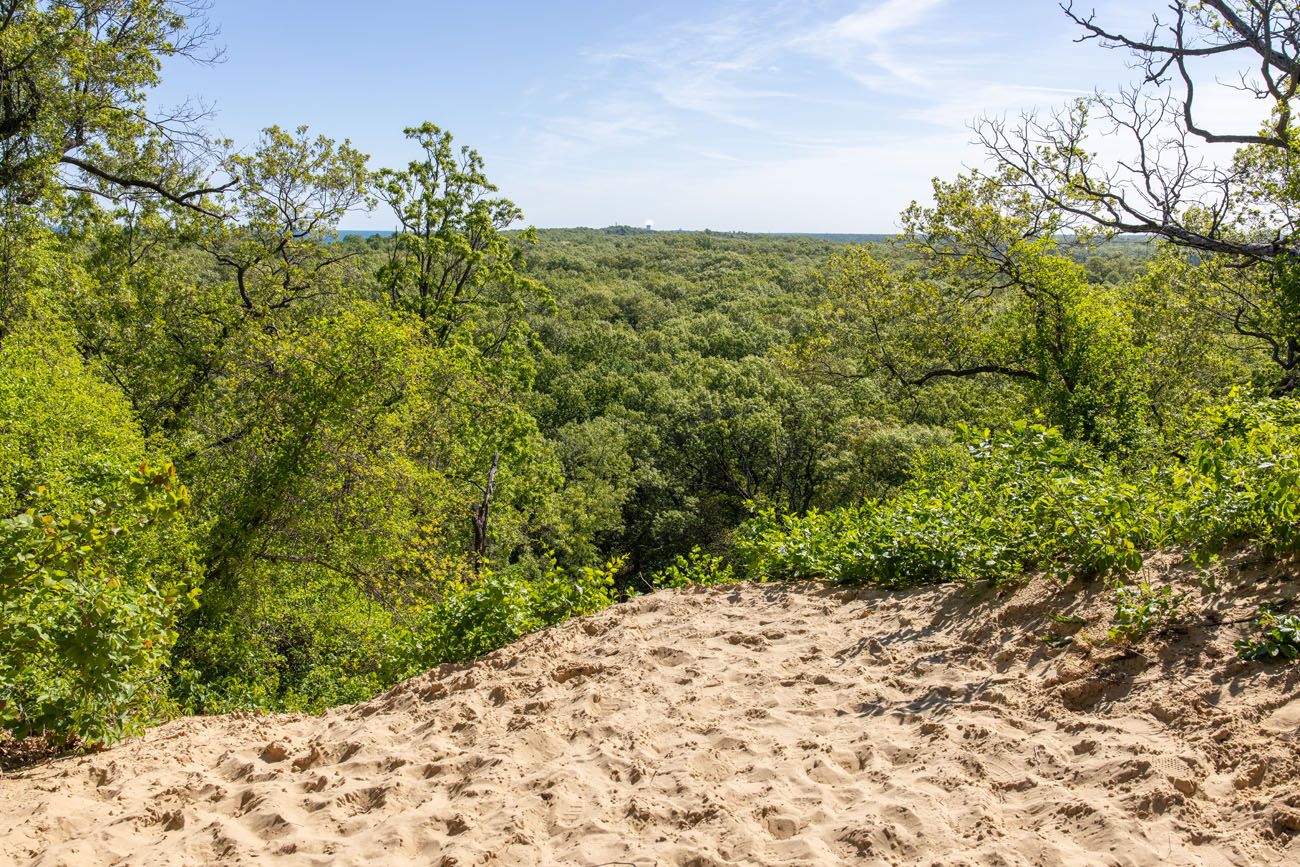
[{"x1": 645, "y1": 219, "x2": 655, "y2": 231}]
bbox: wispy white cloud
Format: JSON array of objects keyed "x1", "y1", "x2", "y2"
[
  {"x1": 525, "y1": 99, "x2": 679, "y2": 162},
  {"x1": 825, "y1": 0, "x2": 947, "y2": 42},
  {"x1": 500, "y1": 0, "x2": 1015, "y2": 228},
  {"x1": 579, "y1": 4, "x2": 802, "y2": 130},
  {"x1": 796, "y1": 0, "x2": 951, "y2": 87},
  {"x1": 906, "y1": 83, "x2": 1089, "y2": 129},
  {"x1": 488, "y1": 0, "x2": 1255, "y2": 231},
  {"x1": 572, "y1": 0, "x2": 961, "y2": 139}
]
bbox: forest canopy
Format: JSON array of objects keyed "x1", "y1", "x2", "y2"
[{"x1": 3, "y1": 0, "x2": 1300, "y2": 746}]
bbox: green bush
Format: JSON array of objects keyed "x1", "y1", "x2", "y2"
[
  {"x1": 0, "y1": 326, "x2": 145, "y2": 518},
  {"x1": 1107, "y1": 582, "x2": 1185, "y2": 642},
  {"x1": 735, "y1": 395, "x2": 1300, "y2": 591},
  {"x1": 650, "y1": 546, "x2": 736, "y2": 589},
  {"x1": 1, "y1": 325, "x2": 199, "y2": 745},
  {"x1": 1235, "y1": 611, "x2": 1300, "y2": 662},
  {"x1": 174, "y1": 554, "x2": 624, "y2": 713},
  {"x1": 0, "y1": 464, "x2": 197, "y2": 744},
  {"x1": 424, "y1": 555, "x2": 623, "y2": 664},
  {"x1": 170, "y1": 570, "x2": 413, "y2": 714},
  {"x1": 1164, "y1": 392, "x2": 1300, "y2": 562},
  {"x1": 736, "y1": 422, "x2": 1153, "y2": 587}
]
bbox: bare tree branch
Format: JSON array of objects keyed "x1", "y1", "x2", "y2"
[
  {"x1": 59, "y1": 155, "x2": 232, "y2": 217},
  {"x1": 905, "y1": 365, "x2": 1043, "y2": 387}
]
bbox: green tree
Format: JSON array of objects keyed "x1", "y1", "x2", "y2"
[
  {"x1": 0, "y1": 0, "x2": 222, "y2": 210},
  {"x1": 376, "y1": 122, "x2": 546, "y2": 349},
  {"x1": 192, "y1": 126, "x2": 372, "y2": 318},
  {"x1": 818, "y1": 170, "x2": 1151, "y2": 454},
  {"x1": 981, "y1": 1, "x2": 1300, "y2": 392}
]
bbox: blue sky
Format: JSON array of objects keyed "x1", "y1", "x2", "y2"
[{"x1": 153, "y1": 1, "x2": 1237, "y2": 232}]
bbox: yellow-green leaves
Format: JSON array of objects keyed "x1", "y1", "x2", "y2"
[{"x1": 0, "y1": 461, "x2": 198, "y2": 745}]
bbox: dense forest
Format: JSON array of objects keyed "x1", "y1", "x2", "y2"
[{"x1": 3, "y1": 0, "x2": 1300, "y2": 749}]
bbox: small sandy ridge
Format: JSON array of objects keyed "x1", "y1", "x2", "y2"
[{"x1": 3, "y1": 556, "x2": 1299, "y2": 865}]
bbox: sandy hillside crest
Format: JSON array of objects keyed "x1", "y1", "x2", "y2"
[{"x1": 3, "y1": 564, "x2": 1300, "y2": 866}]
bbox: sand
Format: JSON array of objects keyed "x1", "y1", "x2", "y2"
[{"x1": 3, "y1": 552, "x2": 1299, "y2": 866}]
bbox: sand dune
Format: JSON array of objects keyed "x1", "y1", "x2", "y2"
[{"x1": 3, "y1": 556, "x2": 1300, "y2": 866}]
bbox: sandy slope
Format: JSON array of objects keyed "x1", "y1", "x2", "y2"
[{"x1": 3, "y1": 556, "x2": 1300, "y2": 866}]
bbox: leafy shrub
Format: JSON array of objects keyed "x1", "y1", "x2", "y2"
[
  {"x1": 1107, "y1": 582, "x2": 1185, "y2": 642},
  {"x1": 736, "y1": 394, "x2": 1300, "y2": 591},
  {"x1": 736, "y1": 422, "x2": 1154, "y2": 587},
  {"x1": 1235, "y1": 611, "x2": 1300, "y2": 662},
  {"x1": 0, "y1": 464, "x2": 198, "y2": 745},
  {"x1": 175, "y1": 554, "x2": 625, "y2": 713},
  {"x1": 426, "y1": 555, "x2": 623, "y2": 663},
  {"x1": 0, "y1": 325, "x2": 145, "y2": 517},
  {"x1": 650, "y1": 546, "x2": 736, "y2": 589},
  {"x1": 170, "y1": 570, "x2": 414, "y2": 714},
  {"x1": 1, "y1": 326, "x2": 200, "y2": 744},
  {"x1": 1164, "y1": 392, "x2": 1300, "y2": 562}
]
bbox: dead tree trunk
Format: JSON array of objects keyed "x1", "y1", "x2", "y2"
[{"x1": 470, "y1": 452, "x2": 500, "y2": 570}]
